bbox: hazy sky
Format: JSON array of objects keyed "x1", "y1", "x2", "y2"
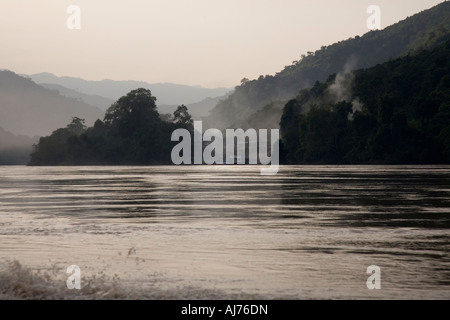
[{"x1": 0, "y1": 0, "x2": 445, "y2": 88}]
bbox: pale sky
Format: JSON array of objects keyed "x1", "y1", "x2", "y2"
[{"x1": 0, "y1": 0, "x2": 445, "y2": 88}]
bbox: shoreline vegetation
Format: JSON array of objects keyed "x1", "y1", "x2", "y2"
[
  {"x1": 28, "y1": 41, "x2": 450, "y2": 166},
  {"x1": 28, "y1": 89, "x2": 194, "y2": 166}
]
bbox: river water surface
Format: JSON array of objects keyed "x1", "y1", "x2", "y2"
[{"x1": 0, "y1": 165, "x2": 449, "y2": 299}]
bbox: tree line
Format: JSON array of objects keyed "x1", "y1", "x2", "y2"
[
  {"x1": 29, "y1": 88, "x2": 193, "y2": 165},
  {"x1": 29, "y1": 40, "x2": 450, "y2": 166},
  {"x1": 280, "y1": 40, "x2": 450, "y2": 164}
]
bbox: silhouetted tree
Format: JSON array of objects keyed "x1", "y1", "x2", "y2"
[
  {"x1": 280, "y1": 39, "x2": 450, "y2": 164},
  {"x1": 29, "y1": 88, "x2": 194, "y2": 165},
  {"x1": 173, "y1": 104, "x2": 193, "y2": 130},
  {"x1": 67, "y1": 117, "x2": 86, "y2": 135}
]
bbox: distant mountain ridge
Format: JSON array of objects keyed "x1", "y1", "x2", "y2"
[
  {"x1": 159, "y1": 93, "x2": 232, "y2": 119},
  {"x1": 28, "y1": 72, "x2": 231, "y2": 107},
  {"x1": 0, "y1": 70, "x2": 103, "y2": 137},
  {"x1": 38, "y1": 83, "x2": 115, "y2": 111},
  {"x1": 206, "y1": 1, "x2": 450, "y2": 129},
  {"x1": 0, "y1": 126, "x2": 37, "y2": 165}
]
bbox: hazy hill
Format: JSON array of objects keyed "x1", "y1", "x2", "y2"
[
  {"x1": 29, "y1": 73, "x2": 231, "y2": 107},
  {"x1": 206, "y1": 1, "x2": 450, "y2": 130},
  {"x1": 280, "y1": 40, "x2": 450, "y2": 164},
  {"x1": 0, "y1": 127, "x2": 38, "y2": 164},
  {"x1": 0, "y1": 70, "x2": 103, "y2": 137},
  {"x1": 159, "y1": 93, "x2": 232, "y2": 119},
  {"x1": 39, "y1": 83, "x2": 115, "y2": 111}
]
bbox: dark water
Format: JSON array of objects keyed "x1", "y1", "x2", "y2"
[{"x1": 0, "y1": 165, "x2": 449, "y2": 299}]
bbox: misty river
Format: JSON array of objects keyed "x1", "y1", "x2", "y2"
[{"x1": 0, "y1": 165, "x2": 449, "y2": 299}]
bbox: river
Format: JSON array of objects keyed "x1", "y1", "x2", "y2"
[{"x1": 0, "y1": 165, "x2": 449, "y2": 299}]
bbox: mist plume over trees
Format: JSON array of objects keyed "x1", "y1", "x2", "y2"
[
  {"x1": 280, "y1": 40, "x2": 450, "y2": 164},
  {"x1": 205, "y1": 2, "x2": 450, "y2": 131}
]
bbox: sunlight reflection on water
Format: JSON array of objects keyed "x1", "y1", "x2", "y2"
[{"x1": 0, "y1": 165, "x2": 449, "y2": 299}]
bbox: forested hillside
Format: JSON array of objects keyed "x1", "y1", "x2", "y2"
[
  {"x1": 206, "y1": 1, "x2": 450, "y2": 130},
  {"x1": 280, "y1": 40, "x2": 450, "y2": 164},
  {"x1": 28, "y1": 89, "x2": 194, "y2": 165}
]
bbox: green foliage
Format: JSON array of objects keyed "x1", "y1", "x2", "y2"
[
  {"x1": 280, "y1": 40, "x2": 450, "y2": 164},
  {"x1": 29, "y1": 89, "x2": 193, "y2": 165},
  {"x1": 173, "y1": 104, "x2": 194, "y2": 130},
  {"x1": 105, "y1": 88, "x2": 158, "y2": 127},
  {"x1": 66, "y1": 117, "x2": 87, "y2": 135}
]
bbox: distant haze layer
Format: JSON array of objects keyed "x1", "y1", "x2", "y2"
[
  {"x1": 0, "y1": 0, "x2": 444, "y2": 88},
  {"x1": 29, "y1": 73, "x2": 231, "y2": 107}
]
